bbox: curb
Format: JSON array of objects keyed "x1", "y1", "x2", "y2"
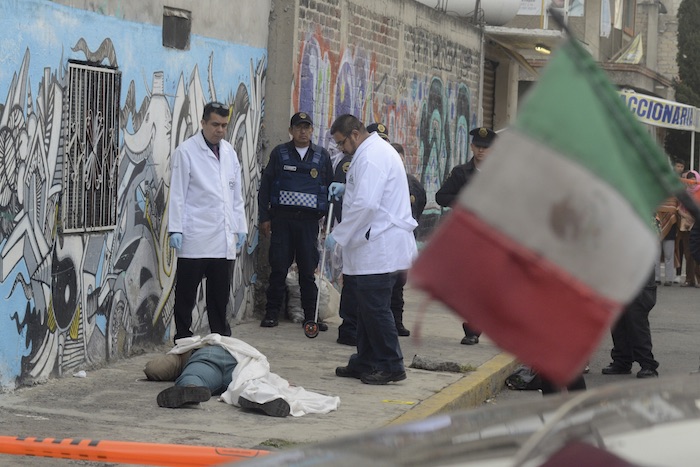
[{"x1": 388, "y1": 353, "x2": 520, "y2": 426}]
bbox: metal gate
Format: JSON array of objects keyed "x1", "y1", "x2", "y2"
[{"x1": 62, "y1": 61, "x2": 121, "y2": 232}]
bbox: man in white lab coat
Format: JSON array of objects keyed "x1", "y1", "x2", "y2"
[
  {"x1": 168, "y1": 102, "x2": 248, "y2": 342},
  {"x1": 326, "y1": 114, "x2": 418, "y2": 385}
]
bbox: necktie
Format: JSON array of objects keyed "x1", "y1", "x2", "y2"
[{"x1": 212, "y1": 144, "x2": 219, "y2": 159}]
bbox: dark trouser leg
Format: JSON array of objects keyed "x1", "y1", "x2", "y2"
[
  {"x1": 293, "y1": 218, "x2": 320, "y2": 322},
  {"x1": 390, "y1": 270, "x2": 407, "y2": 327},
  {"x1": 462, "y1": 322, "x2": 481, "y2": 338},
  {"x1": 204, "y1": 258, "x2": 233, "y2": 337},
  {"x1": 349, "y1": 273, "x2": 404, "y2": 373},
  {"x1": 174, "y1": 258, "x2": 207, "y2": 342},
  {"x1": 627, "y1": 288, "x2": 659, "y2": 371},
  {"x1": 610, "y1": 312, "x2": 634, "y2": 369},
  {"x1": 338, "y1": 274, "x2": 358, "y2": 340},
  {"x1": 266, "y1": 218, "x2": 294, "y2": 319}
]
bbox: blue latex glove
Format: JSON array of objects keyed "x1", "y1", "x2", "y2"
[
  {"x1": 328, "y1": 182, "x2": 346, "y2": 201},
  {"x1": 169, "y1": 233, "x2": 182, "y2": 250},
  {"x1": 325, "y1": 233, "x2": 337, "y2": 250},
  {"x1": 236, "y1": 232, "x2": 247, "y2": 253}
]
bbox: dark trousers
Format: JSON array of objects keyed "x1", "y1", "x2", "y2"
[
  {"x1": 339, "y1": 270, "x2": 406, "y2": 340},
  {"x1": 610, "y1": 286, "x2": 659, "y2": 371},
  {"x1": 463, "y1": 322, "x2": 481, "y2": 339},
  {"x1": 265, "y1": 216, "x2": 319, "y2": 322},
  {"x1": 390, "y1": 270, "x2": 408, "y2": 327},
  {"x1": 345, "y1": 273, "x2": 404, "y2": 374},
  {"x1": 174, "y1": 258, "x2": 233, "y2": 342},
  {"x1": 338, "y1": 274, "x2": 357, "y2": 340}
]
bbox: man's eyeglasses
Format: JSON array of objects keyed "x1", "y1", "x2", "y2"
[{"x1": 336, "y1": 136, "x2": 348, "y2": 149}]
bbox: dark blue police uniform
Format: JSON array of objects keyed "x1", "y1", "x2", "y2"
[{"x1": 258, "y1": 140, "x2": 333, "y2": 327}]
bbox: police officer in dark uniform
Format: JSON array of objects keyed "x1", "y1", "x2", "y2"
[
  {"x1": 435, "y1": 127, "x2": 497, "y2": 345},
  {"x1": 258, "y1": 112, "x2": 334, "y2": 330}
]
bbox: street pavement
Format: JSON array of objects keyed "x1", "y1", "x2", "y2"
[
  {"x1": 485, "y1": 281, "x2": 700, "y2": 407},
  {"x1": 0, "y1": 286, "x2": 519, "y2": 466}
]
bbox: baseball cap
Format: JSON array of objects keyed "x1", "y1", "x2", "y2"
[{"x1": 290, "y1": 112, "x2": 313, "y2": 127}]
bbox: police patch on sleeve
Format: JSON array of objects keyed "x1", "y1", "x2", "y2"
[{"x1": 342, "y1": 162, "x2": 351, "y2": 173}]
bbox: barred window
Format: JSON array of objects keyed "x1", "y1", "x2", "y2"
[{"x1": 62, "y1": 61, "x2": 121, "y2": 232}]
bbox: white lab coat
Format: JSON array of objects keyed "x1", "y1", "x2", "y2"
[
  {"x1": 169, "y1": 334, "x2": 341, "y2": 417},
  {"x1": 331, "y1": 133, "x2": 418, "y2": 275},
  {"x1": 168, "y1": 132, "x2": 247, "y2": 259}
]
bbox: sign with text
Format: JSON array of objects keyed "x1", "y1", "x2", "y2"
[{"x1": 619, "y1": 91, "x2": 698, "y2": 132}]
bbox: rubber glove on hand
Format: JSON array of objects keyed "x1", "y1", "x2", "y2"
[
  {"x1": 325, "y1": 233, "x2": 337, "y2": 250},
  {"x1": 328, "y1": 182, "x2": 346, "y2": 201},
  {"x1": 169, "y1": 233, "x2": 182, "y2": 250},
  {"x1": 236, "y1": 232, "x2": 247, "y2": 253}
]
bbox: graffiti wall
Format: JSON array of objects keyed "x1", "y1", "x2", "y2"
[
  {"x1": 290, "y1": 3, "x2": 481, "y2": 239},
  {"x1": 0, "y1": 1, "x2": 266, "y2": 390}
]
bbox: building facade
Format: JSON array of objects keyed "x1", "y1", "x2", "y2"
[{"x1": 0, "y1": 0, "x2": 269, "y2": 390}]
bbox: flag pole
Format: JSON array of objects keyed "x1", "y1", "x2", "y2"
[{"x1": 548, "y1": 8, "x2": 700, "y2": 222}]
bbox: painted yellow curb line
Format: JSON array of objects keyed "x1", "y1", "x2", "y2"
[{"x1": 388, "y1": 353, "x2": 520, "y2": 426}]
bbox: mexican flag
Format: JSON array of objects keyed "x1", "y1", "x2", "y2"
[{"x1": 410, "y1": 38, "x2": 683, "y2": 386}]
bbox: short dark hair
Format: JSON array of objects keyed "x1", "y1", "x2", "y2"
[
  {"x1": 674, "y1": 158, "x2": 686, "y2": 167},
  {"x1": 330, "y1": 114, "x2": 364, "y2": 137},
  {"x1": 391, "y1": 143, "x2": 404, "y2": 155},
  {"x1": 203, "y1": 102, "x2": 229, "y2": 121}
]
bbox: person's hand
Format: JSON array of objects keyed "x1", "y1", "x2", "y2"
[
  {"x1": 328, "y1": 182, "x2": 345, "y2": 201},
  {"x1": 169, "y1": 233, "x2": 182, "y2": 250},
  {"x1": 236, "y1": 232, "x2": 247, "y2": 253},
  {"x1": 325, "y1": 233, "x2": 337, "y2": 250},
  {"x1": 260, "y1": 221, "x2": 271, "y2": 238}
]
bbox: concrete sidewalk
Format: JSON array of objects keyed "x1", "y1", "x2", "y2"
[{"x1": 0, "y1": 287, "x2": 518, "y2": 465}]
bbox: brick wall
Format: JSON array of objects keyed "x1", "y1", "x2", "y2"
[{"x1": 268, "y1": 0, "x2": 483, "y2": 238}]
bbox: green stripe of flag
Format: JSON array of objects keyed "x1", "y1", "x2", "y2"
[{"x1": 514, "y1": 39, "x2": 683, "y2": 222}]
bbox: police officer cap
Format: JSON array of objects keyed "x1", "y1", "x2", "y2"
[
  {"x1": 291, "y1": 112, "x2": 313, "y2": 127},
  {"x1": 469, "y1": 127, "x2": 496, "y2": 148},
  {"x1": 366, "y1": 123, "x2": 390, "y2": 141}
]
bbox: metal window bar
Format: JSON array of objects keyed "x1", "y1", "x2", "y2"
[{"x1": 63, "y1": 62, "x2": 120, "y2": 232}]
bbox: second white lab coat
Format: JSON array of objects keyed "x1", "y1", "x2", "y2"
[
  {"x1": 168, "y1": 132, "x2": 247, "y2": 259},
  {"x1": 331, "y1": 133, "x2": 418, "y2": 275}
]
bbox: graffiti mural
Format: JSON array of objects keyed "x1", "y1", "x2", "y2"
[
  {"x1": 293, "y1": 27, "x2": 476, "y2": 221},
  {"x1": 0, "y1": 1, "x2": 265, "y2": 391}
]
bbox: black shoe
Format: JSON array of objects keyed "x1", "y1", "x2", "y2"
[
  {"x1": 238, "y1": 396, "x2": 290, "y2": 417},
  {"x1": 260, "y1": 316, "x2": 278, "y2": 327},
  {"x1": 601, "y1": 364, "x2": 632, "y2": 375},
  {"x1": 664, "y1": 281, "x2": 673, "y2": 286},
  {"x1": 157, "y1": 385, "x2": 211, "y2": 408},
  {"x1": 637, "y1": 368, "x2": 659, "y2": 378},
  {"x1": 336, "y1": 335, "x2": 357, "y2": 346},
  {"x1": 460, "y1": 335, "x2": 479, "y2": 345},
  {"x1": 396, "y1": 324, "x2": 411, "y2": 337},
  {"x1": 335, "y1": 366, "x2": 363, "y2": 379},
  {"x1": 361, "y1": 370, "x2": 407, "y2": 385}
]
